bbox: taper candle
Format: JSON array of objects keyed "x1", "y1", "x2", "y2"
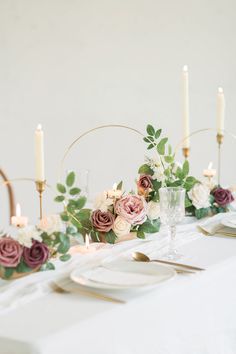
[
  {"x1": 182, "y1": 65, "x2": 190, "y2": 148},
  {"x1": 35, "y1": 124, "x2": 45, "y2": 181},
  {"x1": 217, "y1": 87, "x2": 225, "y2": 135}
]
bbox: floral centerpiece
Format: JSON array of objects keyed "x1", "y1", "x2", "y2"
[
  {"x1": 55, "y1": 172, "x2": 160, "y2": 244},
  {"x1": 137, "y1": 124, "x2": 234, "y2": 219}
]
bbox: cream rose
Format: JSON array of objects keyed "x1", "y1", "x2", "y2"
[
  {"x1": 188, "y1": 183, "x2": 211, "y2": 209},
  {"x1": 38, "y1": 214, "x2": 64, "y2": 234},
  {"x1": 113, "y1": 216, "x2": 131, "y2": 238},
  {"x1": 147, "y1": 201, "x2": 160, "y2": 220}
]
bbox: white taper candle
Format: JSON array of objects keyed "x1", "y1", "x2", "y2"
[
  {"x1": 217, "y1": 87, "x2": 225, "y2": 135},
  {"x1": 35, "y1": 124, "x2": 45, "y2": 181},
  {"x1": 182, "y1": 65, "x2": 190, "y2": 148}
]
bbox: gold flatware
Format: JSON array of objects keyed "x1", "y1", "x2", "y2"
[
  {"x1": 50, "y1": 282, "x2": 126, "y2": 304},
  {"x1": 132, "y1": 252, "x2": 205, "y2": 271}
]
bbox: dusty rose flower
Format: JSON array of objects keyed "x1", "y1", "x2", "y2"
[
  {"x1": 23, "y1": 241, "x2": 49, "y2": 269},
  {"x1": 137, "y1": 175, "x2": 153, "y2": 191},
  {"x1": 92, "y1": 210, "x2": 115, "y2": 232},
  {"x1": 115, "y1": 195, "x2": 147, "y2": 225},
  {"x1": 0, "y1": 236, "x2": 23, "y2": 267},
  {"x1": 212, "y1": 188, "x2": 234, "y2": 207}
]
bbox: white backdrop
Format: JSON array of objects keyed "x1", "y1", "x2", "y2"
[{"x1": 0, "y1": 0, "x2": 236, "y2": 225}]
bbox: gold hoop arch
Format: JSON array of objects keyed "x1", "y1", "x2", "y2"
[{"x1": 59, "y1": 124, "x2": 144, "y2": 180}]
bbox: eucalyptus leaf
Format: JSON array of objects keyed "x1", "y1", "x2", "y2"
[
  {"x1": 105, "y1": 230, "x2": 117, "y2": 244},
  {"x1": 69, "y1": 187, "x2": 81, "y2": 196},
  {"x1": 4, "y1": 267, "x2": 14, "y2": 279},
  {"x1": 66, "y1": 171, "x2": 75, "y2": 187},
  {"x1": 146, "y1": 124, "x2": 155, "y2": 136},
  {"x1": 54, "y1": 195, "x2": 65, "y2": 203},
  {"x1": 138, "y1": 219, "x2": 160, "y2": 233},
  {"x1": 137, "y1": 230, "x2": 145, "y2": 239},
  {"x1": 60, "y1": 212, "x2": 69, "y2": 222},
  {"x1": 156, "y1": 138, "x2": 168, "y2": 155},
  {"x1": 155, "y1": 129, "x2": 162, "y2": 139},
  {"x1": 76, "y1": 196, "x2": 87, "y2": 209},
  {"x1": 117, "y1": 181, "x2": 123, "y2": 190},
  {"x1": 138, "y1": 164, "x2": 154, "y2": 176},
  {"x1": 59, "y1": 254, "x2": 71, "y2": 262},
  {"x1": 182, "y1": 160, "x2": 189, "y2": 177},
  {"x1": 57, "y1": 183, "x2": 66, "y2": 194}
]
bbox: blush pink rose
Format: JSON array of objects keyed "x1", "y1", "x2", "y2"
[
  {"x1": 115, "y1": 195, "x2": 147, "y2": 225},
  {"x1": 0, "y1": 236, "x2": 23, "y2": 267}
]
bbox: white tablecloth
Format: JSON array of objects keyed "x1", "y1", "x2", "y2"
[{"x1": 0, "y1": 219, "x2": 236, "y2": 354}]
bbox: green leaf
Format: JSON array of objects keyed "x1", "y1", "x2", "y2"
[
  {"x1": 66, "y1": 226, "x2": 77, "y2": 234},
  {"x1": 90, "y1": 230, "x2": 100, "y2": 242},
  {"x1": 185, "y1": 196, "x2": 192, "y2": 208},
  {"x1": 105, "y1": 230, "x2": 117, "y2": 244},
  {"x1": 138, "y1": 219, "x2": 161, "y2": 233},
  {"x1": 69, "y1": 187, "x2": 81, "y2": 196},
  {"x1": 182, "y1": 160, "x2": 189, "y2": 177},
  {"x1": 168, "y1": 144, "x2": 172, "y2": 155},
  {"x1": 66, "y1": 171, "x2": 75, "y2": 187},
  {"x1": 155, "y1": 129, "x2": 162, "y2": 139},
  {"x1": 156, "y1": 138, "x2": 168, "y2": 155},
  {"x1": 147, "y1": 144, "x2": 155, "y2": 150},
  {"x1": 76, "y1": 196, "x2": 87, "y2": 209},
  {"x1": 175, "y1": 167, "x2": 185, "y2": 180},
  {"x1": 137, "y1": 230, "x2": 145, "y2": 239},
  {"x1": 4, "y1": 267, "x2": 14, "y2": 279},
  {"x1": 60, "y1": 212, "x2": 69, "y2": 222},
  {"x1": 147, "y1": 136, "x2": 154, "y2": 142},
  {"x1": 117, "y1": 181, "x2": 123, "y2": 190},
  {"x1": 164, "y1": 155, "x2": 174, "y2": 164},
  {"x1": 138, "y1": 164, "x2": 154, "y2": 176},
  {"x1": 195, "y1": 208, "x2": 210, "y2": 220},
  {"x1": 143, "y1": 137, "x2": 151, "y2": 143},
  {"x1": 16, "y1": 261, "x2": 32, "y2": 273},
  {"x1": 57, "y1": 235, "x2": 70, "y2": 254},
  {"x1": 152, "y1": 179, "x2": 162, "y2": 192},
  {"x1": 59, "y1": 254, "x2": 71, "y2": 262},
  {"x1": 54, "y1": 195, "x2": 65, "y2": 202},
  {"x1": 77, "y1": 208, "x2": 91, "y2": 221},
  {"x1": 146, "y1": 124, "x2": 155, "y2": 136},
  {"x1": 57, "y1": 183, "x2": 66, "y2": 194},
  {"x1": 45, "y1": 262, "x2": 55, "y2": 270}
]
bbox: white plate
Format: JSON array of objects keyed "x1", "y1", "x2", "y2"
[
  {"x1": 70, "y1": 261, "x2": 175, "y2": 290},
  {"x1": 221, "y1": 216, "x2": 236, "y2": 229}
]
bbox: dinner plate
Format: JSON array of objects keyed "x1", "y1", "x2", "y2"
[
  {"x1": 221, "y1": 216, "x2": 236, "y2": 229},
  {"x1": 70, "y1": 261, "x2": 176, "y2": 290}
]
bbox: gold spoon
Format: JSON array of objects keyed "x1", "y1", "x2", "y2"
[{"x1": 132, "y1": 252, "x2": 205, "y2": 272}]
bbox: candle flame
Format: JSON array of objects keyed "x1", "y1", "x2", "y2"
[
  {"x1": 16, "y1": 203, "x2": 21, "y2": 217},
  {"x1": 113, "y1": 183, "x2": 117, "y2": 191},
  {"x1": 37, "y1": 124, "x2": 42, "y2": 130},
  {"x1": 183, "y1": 65, "x2": 188, "y2": 72},
  {"x1": 208, "y1": 162, "x2": 213, "y2": 170},
  {"x1": 85, "y1": 235, "x2": 90, "y2": 249},
  {"x1": 218, "y1": 87, "x2": 223, "y2": 94}
]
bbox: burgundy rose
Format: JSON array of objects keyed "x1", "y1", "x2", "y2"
[
  {"x1": 23, "y1": 241, "x2": 49, "y2": 269},
  {"x1": 0, "y1": 237, "x2": 23, "y2": 267},
  {"x1": 115, "y1": 194, "x2": 147, "y2": 225},
  {"x1": 137, "y1": 175, "x2": 153, "y2": 193},
  {"x1": 212, "y1": 188, "x2": 234, "y2": 207},
  {"x1": 92, "y1": 210, "x2": 115, "y2": 232}
]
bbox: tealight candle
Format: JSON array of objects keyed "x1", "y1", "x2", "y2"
[
  {"x1": 203, "y1": 162, "x2": 216, "y2": 178},
  {"x1": 11, "y1": 203, "x2": 28, "y2": 228},
  {"x1": 69, "y1": 235, "x2": 105, "y2": 255},
  {"x1": 107, "y1": 183, "x2": 122, "y2": 199}
]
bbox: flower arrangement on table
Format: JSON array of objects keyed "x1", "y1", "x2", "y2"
[
  {"x1": 137, "y1": 124, "x2": 234, "y2": 219},
  {"x1": 54, "y1": 172, "x2": 160, "y2": 244},
  {"x1": 0, "y1": 212, "x2": 81, "y2": 279}
]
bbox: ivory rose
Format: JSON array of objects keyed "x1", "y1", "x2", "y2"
[
  {"x1": 188, "y1": 183, "x2": 211, "y2": 209},
  {"x1": 113, "y1": 216, "x2": 131, "y2": 237},
  {"x1": 39, "y1": 214, "x2": 64, "y2": 234},
  {"x1": 115, "y1": 195, "x2": 147, "y2": 225}
]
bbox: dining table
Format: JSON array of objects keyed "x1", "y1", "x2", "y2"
[{"x1": 0, "y1": 216, "x2": 236, "y2": 354}]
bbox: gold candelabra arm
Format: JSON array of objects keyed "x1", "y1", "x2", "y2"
[
  {"x1": 182, "y1": 147, "x2": 190, "y2": 159},
  {"x1": 35, "y1": 180, "x2": 46, "y2": 220},
  {"x1": 216, "y1": 133, "x2": 224, "y2": 186}
]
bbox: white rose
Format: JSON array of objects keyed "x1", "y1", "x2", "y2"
[
  {"x1": 113, "y1": 216, "x2": 131, "y2": 238},
  {"x1": 15, "y1": 226, "x2": 42, "y2": 248},
  {"x1": 94, "y1": 191, "x2": 114, "y2": 212},
  {"x1": 147, "y1": 201, "x2": 160, "y2": 220},
  {"x1": 188, "y1": 183, "x2": 211, "y2": 210},
  {"x1": 39, "y1": 214, "x2": 64, "y2": 234},
  {"x1": 153, "y1": 166, "x2": 165, "y2": 182}
]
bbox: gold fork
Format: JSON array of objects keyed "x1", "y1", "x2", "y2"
[{"x1": 50, "y1": 282, "x2": 126, "y2": 304}]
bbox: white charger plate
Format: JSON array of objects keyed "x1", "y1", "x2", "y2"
[
  {"x1": 221, "y1": 216, "x2": 236, "y2": 229},
  {"x1": 70, "y1": 261, "x2": 176, "y2": 291}
]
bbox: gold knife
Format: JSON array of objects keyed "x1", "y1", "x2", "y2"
[{"x1": 152, "y1": 259, "x2": 205, "y2": 271}]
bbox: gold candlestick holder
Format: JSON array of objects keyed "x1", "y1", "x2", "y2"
[
  {"x1": 216, "y1": 133, "x2": 224, "y2": 185},
  {"x1": 182, "y1": 147, "x2": 190, "y2": 159},
  {"x1": 35, "y1": 180, "x2": 46, "y2": 220}
]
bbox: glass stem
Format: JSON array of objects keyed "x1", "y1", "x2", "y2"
[{"x1": 169, "y1": 225, "x2": 176, "y2": 254}]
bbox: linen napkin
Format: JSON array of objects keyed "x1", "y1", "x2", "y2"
[
  {"x1": 79, "y1": 266, "x2": 160, "y2": 286},
  {"x1": 198, "y1": 212, "x2": 236, "y2": 236}
]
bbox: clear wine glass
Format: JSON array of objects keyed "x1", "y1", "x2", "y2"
[{"x1": 159, "y1": 187, "x2": 186, "y2": 260}]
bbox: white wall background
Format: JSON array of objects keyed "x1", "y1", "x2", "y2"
[{"x1": 0, "y1": 0, "x2": 236, "y2": 225}]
